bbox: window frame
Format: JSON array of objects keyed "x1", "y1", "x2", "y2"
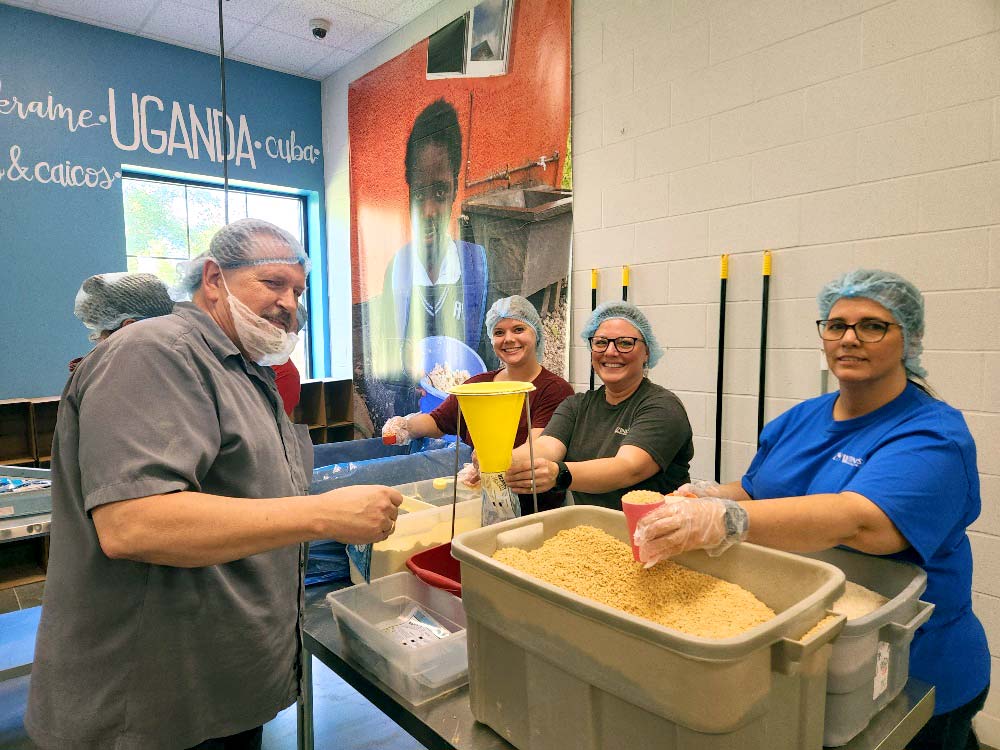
[{"x1": 120, "y1": 170, "x2": 316, "y2": 378}]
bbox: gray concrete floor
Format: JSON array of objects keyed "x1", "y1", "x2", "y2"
[{"x1": 0, "y1": 657, "x2": 427, "y2": 750}]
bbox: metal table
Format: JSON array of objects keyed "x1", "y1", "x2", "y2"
[
  {"x1": 0, "y1": 513, "x2": 51, "y2": 543},
  {"x1": 299, "y1": 583, "x2": 934, "y2": 750}
]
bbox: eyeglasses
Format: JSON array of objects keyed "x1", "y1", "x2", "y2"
[
  {"x1": 589, "y1": 336, "x2": 643, "y2": 353},
  {"x1": 816, "y1": 319, "x2": 900, "y2": 343}
]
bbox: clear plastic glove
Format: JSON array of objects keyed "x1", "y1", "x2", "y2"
[
  {"x1": 674, "y1": 479, "x2": 729, "y2": 498},
  {"x1": 457, "y1": 462, "x2": 481, "y2": 488},
  {"x1": 634, "y1": 496, "x2": 749, "y2": 568},
  {"x1": 381, "y1": 415, "x2": 414, "y2": 446}
]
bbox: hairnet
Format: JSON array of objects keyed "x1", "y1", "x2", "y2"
[
  {"x1": 74, "y1": 272, "x2": 174, "y2": 334},
  {"x1": 485, "y1": 295, "x2": 544, "y2": 357},
  {"x1": 295, "y1": 301, "x2": 308, "y2": 333},
  {"x1": 580, "y1": 300, "x2": 663, "y2": 368},
  {"x1": 817, "y1": 268, "x2": 926, "y2": 378},
  {"x1": 172, "y1": 218, "x2": 311, "y2": 300}
]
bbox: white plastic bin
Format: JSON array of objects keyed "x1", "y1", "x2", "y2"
[
  {"x1": 803, "y1": 548, "x2": 934, "y2": 747},
  {"x1": 326, "y1": 572, "x2": 469, "y2": 705},
  {"x1": 348, "y1": 498, "x2": 482, "y2": 584},
  {"x1": 451, "y1": 506, "x2": 847, "y2": 750}
]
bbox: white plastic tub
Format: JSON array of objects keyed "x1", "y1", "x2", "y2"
[
  {"x1": 803, "y1": 548, "x2": 934, "y2": 746},
  {"x1": 326, "y1": 572, "x2": 469, "y2": 705}
]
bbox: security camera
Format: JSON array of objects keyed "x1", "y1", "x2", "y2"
[{"x1": 310, "y1": 18, "x2": 331, "y2": 40}]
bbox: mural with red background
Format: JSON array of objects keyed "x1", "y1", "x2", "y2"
[{"x1": 349, "y1": 0, "x2": 572, "y2": 431}]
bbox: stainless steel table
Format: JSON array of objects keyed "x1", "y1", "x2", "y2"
[
  {"x1": 299, "y1": 583, "x2": 934, "y2": 750},
  {"x1": 0, "y1": 513, "x2": 51, "y2": 543}
]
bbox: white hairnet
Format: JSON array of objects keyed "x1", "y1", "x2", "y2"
[
  {"x1": 74, "y1": 272, "x2": 174, "y2": 334},
  {"x1": 485, "y1": 295, "x2": 544, "y2": 357},
  {"x1": 581, "y1": 300, "x2": 663, "y2": 368},
  {"x1": 172, "y1": 218, "x2": 311, "y2": 300},
  {"x1": 817, "y1": 268, "x2": 926, "y2": 378},
  {"x1": 295, "y1": 301, "x2": 308, "y2": 333}
]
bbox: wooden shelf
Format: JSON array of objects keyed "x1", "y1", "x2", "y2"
[
  {"x1": 293, "y1": 379, "x2": 354, "y2": 445},
  {"x1": 30, "y1": 398, "x2": 58, "y2": 463},
  {"x1": 0, "y1": 400, "x2": 34, "y2": 467}
]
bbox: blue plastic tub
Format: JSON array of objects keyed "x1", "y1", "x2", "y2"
[{"x1": 415, "y1": 336, "x2": 487, "y2": 413}]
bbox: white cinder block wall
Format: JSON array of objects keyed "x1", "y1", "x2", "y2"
[{"x1": 324, "y1": 0, "x2": 1000, "y2": 740}]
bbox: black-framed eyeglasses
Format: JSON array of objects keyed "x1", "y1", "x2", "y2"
[
  {"x1": 589, "y1": 336, "x2": 644, "y2": 353},
  {"x1": 816, "y1": 319, "x2": 900, "y2": 343}
]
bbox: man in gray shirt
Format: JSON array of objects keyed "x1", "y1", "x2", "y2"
[{"x1": 26, "y1": 219, "x2": 402, "y2": 750}]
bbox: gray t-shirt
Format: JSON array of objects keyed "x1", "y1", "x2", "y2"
[
  {"x1": 26, "y1": 302, "x2": 314, "y2": 750},
  {"x1": 543, "y1": 379, "x2": 693, "y2": 509}
]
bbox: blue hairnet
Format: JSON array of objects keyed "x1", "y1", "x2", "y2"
[
  {"x1": 74, "y1": 272, "x2": 174, "y2": 335},
  {"x1": 817, "y1": 268, "x2": 926, "y2": 378},
  {"x1": 172, "y1": 218, "x2": 311, "y2": 300},
  {"x1": 580, "y1": 301, "x2": 663, "y2": 368},
  {"x1": 485, "y1": 295, "x2": 544, "y2": 357}
]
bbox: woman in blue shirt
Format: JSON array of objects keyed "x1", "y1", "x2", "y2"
[{"x1": 636, "y1": 269, "x2": 989, "y2": 750}]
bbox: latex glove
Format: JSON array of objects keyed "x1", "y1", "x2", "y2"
[
  {"x1": 634, "y1": 496, "x2": 749, "y2": 567},
  {"x1": 457, "y1": 462, "x2": 481, "y2": 488},
  {"x1": 381, "y1": 415, "x2": 413, "y2": 446},
  {"x1": 674, "y1": 479, "x2": 728, "y2": 498}
]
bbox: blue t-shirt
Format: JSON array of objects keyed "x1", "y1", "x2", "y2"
[{"x1": 742, "y1": 382, "x2": 989, "y2": 714}]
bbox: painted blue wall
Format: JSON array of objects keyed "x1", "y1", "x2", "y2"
[{"x1": 0, "y1": 5, "x2": 327, "y2": 398}]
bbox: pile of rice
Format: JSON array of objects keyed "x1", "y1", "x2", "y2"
[{"x1": 492, "y1": 525, "x2": 775, "y2": 639}]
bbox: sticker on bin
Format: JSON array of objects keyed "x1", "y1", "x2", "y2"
[
  {"x1": 873, "y1": 640, "x2": 890, "y2": 699},
  {"x1": 378, "y1": 604, "x2": 452, "y2": 648}
]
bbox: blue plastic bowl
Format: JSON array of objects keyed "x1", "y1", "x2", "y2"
[{"x1": 416, "y1": 335, "x2": 487, "y2": 411}]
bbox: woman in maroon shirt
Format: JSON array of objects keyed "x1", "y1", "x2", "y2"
[{"x1": 382, "y1": 295, "x2": 574, "y2": 513}]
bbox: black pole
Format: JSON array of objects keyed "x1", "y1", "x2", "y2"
[
  {"x1": 589, "y1": 269, "x2": 597, "y2": 390},
  {"x1": 714, "y1": 254, "x2": 728, "y2": 482},
  {"x1": 756, "y1": 251, "x2": 772, "y2": 447},
  {"x1": 622, "y1": 265, "x2": 629, "y2": 301},
  {"x1": 217, "y1": 0, "x2": 230, "y2": 224}
]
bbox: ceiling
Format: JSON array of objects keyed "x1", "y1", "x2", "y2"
[{"x1": 2, "y1": 0, "x2": 441, "y2": 80}]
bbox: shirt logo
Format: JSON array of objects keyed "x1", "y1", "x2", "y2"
[
  {"x1": 614, "y1": 426, "x2": 629, "y2": 436},
  {"x1": 833, "y1": 451, "x2": 864, "y2": 467}
]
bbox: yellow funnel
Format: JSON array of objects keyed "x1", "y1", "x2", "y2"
[{"x1": 448, "y1": 381, "x2": 535, "y2": 473}]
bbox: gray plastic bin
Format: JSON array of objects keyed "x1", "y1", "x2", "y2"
[
  {"x1": 451, "y1": 506, "x2": 848, "y2": 750},
  {"x1": 803, "y1": 548, "x2": 934, "y2": 747}
]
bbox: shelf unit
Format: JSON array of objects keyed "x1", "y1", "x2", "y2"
[
  {"x1": 30, "y1": 397, "x2": 59, "y2": 464},
  {"x1": 294, "y1": 378, "x2": 354, "y2": 445},
  {"x1": 0, "y1": 399, "x2": 36, "y2": 466},
  {"x1": 0, "y1": 378, "x2": 355, "y2": 467}
]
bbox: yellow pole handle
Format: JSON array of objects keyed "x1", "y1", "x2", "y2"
[
  {"x1": 591, "y1": 269, "x2": 598, "y2": 289},
  {"x1": 622, "y1": 265, "x2": 630, "y2": 286},
  {"x1": 720, "y1": 254, "x2": 729, "y2": 280},
  {"x1": 762, "y1": 250, "x2": 772, "y2": 277}
]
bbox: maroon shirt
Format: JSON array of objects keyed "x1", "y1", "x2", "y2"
[{"x1": 431, "y1": 366, "x2": 574, "y2": 512}]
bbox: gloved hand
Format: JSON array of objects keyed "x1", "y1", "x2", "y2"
[
  {"x1": 634, "y1": 496, "x2": 749, "y2": 567},
  {"x1": 381, "y1": 415, "x2": 413, "y2": 446},
  {"x1": 673, "y1": 479, "x2": 728, "y2": 498},
  {"x1": 457, "y1": 462, "x2": 481, "y2": 488}
]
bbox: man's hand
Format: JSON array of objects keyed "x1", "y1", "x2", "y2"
[
  {"x1": 504, "y1": 458, "x2": 557, "y2": 494},
  {"x1": 314, "y1": 485, "x2": 403, "y2": 544}
]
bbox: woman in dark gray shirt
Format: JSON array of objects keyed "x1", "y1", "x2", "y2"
[{"x1": 505, "y1": 301, "x2": 693, "y2": 509}]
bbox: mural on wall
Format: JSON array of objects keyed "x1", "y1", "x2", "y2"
[
  {"x1": 0, "y1": 6, "x2": 326, "y2": 399},
  {"x1": 0, "y1": 81, "x2": 320, "y2": 191},
  {"x1": 349, "y1": 0, "x2": 572, "y2": 429}
]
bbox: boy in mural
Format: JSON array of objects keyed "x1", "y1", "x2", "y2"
[{"x1": 366, "y1": 98, "x2": 490, "y2": 422}]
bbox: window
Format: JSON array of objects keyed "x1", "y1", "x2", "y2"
[
  {"x1": 427, "y1": 0, "x2": 514, "y2": 79},
  {"x1": 122, "y1": 175, "x2": 311, "y2": 377}
]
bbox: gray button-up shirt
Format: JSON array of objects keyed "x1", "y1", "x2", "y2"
[{"x1": 26, "y1": 302, "x2": 314, "y2": 750}]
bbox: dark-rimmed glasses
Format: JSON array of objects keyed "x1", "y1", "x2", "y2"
[
  {"x1": 816, "y1": 319, "x2": 899, "y2": 343},
  {"x1": 589, "y1": 336, "x2": 643, "y2": 353}
]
